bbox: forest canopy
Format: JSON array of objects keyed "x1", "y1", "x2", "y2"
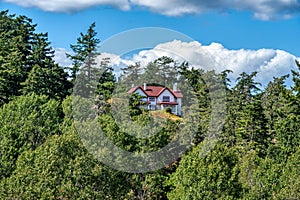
[{"x1": 0, "y1": 10, "x2": 299, "y2": 199}]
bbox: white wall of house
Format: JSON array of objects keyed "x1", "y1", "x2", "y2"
[
  {"x1": 176, "y1": 98, "x2": 182, "y2": 116},
  {"x1": 134, "y1": 88, "x2": 147, "y2": 101},
  {"x1": 157, "y1": 89, "x2": 175, "y2": 102}
]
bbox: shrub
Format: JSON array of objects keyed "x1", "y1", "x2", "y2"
[{"x1": 165, "y1": 107, "x2": 172, "y2": 114}]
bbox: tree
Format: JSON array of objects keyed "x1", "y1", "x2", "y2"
[
  {"x1": 22, "y1": 63, "x2": 71, "y2": 100},
  {"x1": 0, "y1": 11, "x2": 35, "y2": 104},
  {"x1": 233, "y1": 72, "x2": 261, "y2": 107},
  {"x1": 0, "y1": 93, "x2": 63, "y2": 179},
  {"x1": 97, "y1": 58, "x2": 115, "y2": 94},
  {"x1": 262, "y1": 75, "x2": 291, "y2": 136},
  {"x1": 140, "y1": 61, "x2": 162, "y2": 85},
  {"x1": 235, "y1": 98, "x2": 269, "y2": 156},
  {"x1": 66, "y1": 22, "x2": 100, "y2": 82},
  {"x1": 291, "y1": 59, "x2": 300, "y2": 100},
  {"x1": 275, "y1": 147, "x2": 300, "y2": 199},
  {"x1": 167, "y1": 142, "x2": 242, "y2": 200},
  {"x1": 21, "y1": 33, "x2": 71, "y2": 100},
  {"x1": 154, "y1": 56, "x2": 179, "y2": 87},
  {"x1": 228, "y1": 72, "x2": 270, "y2": 155},
  {"x1": 240, "y1": 155, "x2": 282, "y2": 199},
  {"x1": 0, "y1": 11, "x2": 71, "y2": 104},
  {"x1": 274, "y1": 113, "x2": 300, "y2": 159},
  {"x1": 0, "y1": 131, "x2": 131, "y2": 199},
  {"x1": 120, "y1": 62, "x2": 142, "y2": 86}
]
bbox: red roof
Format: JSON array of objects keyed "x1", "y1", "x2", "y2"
[
  {"x1": 173, "y1": 91, "x2": 183, "y2": 98},
  {"x1": 128, "y1": 86, "x2": 140, "y2": 94},
  {"x1": 128, "y1": 85, "x2": 183, "y2": 98}
]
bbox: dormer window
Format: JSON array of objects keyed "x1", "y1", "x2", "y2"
[{"x1": 162, "y1": 96, "x2": 170, "y2": 102}]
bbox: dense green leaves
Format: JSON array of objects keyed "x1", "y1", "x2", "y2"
[
  {"x1": 66, "y1": 22, "x2": 100, "y2": 81},
  {"x1": 0, "y1": 131, "x2": 130, "y2": 199},
  {"x1": 0, "y1": 10, "x2": 299, "y2": 200},
  {"x1": 0, "y1": 11, "x2": 71, "y2": 104},
  {"x1": 0, "y1": 94, "x2": 63, "y2": 178},
  {"x1": 167, "y1": 142, "x2": 242, "y2": 200}
]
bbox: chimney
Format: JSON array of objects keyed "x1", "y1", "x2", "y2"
[
  {"x1": 173, "y1": 82, "x2": 177, "y2": 91},
  {"x1": 144, "y1": 83, "x2": 147, "y2": 90}
]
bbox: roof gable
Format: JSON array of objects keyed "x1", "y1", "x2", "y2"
[{"x1": 128, "y1": 85, "x2": 183, "y2": 98}]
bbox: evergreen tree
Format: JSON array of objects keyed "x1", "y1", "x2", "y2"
[
  {"x1": 120, "y1": 62, "x2": 142, "y2": 86},
  {"x1": 96, "y1": 57, "x2": 116, "y2": 100},
  {"x1": 0, "y1": 11, "x2": 35, "y2": 104},
  {"x1": 0, "y1": 11, "x2": 71, "y2": 104},
  {"x1": 21, "y1": 33, "x2": 71, "y2": 100},
  {"x1": 154, "y1": 56, "x2": 179, "y2": 87},
  {"x1": 66, "y1": 22, "x2": 100, "y2": 82},
  {"x1": 291, "y1": 59, "x2": 300, "y2": 100},
  {"x1": 140, "y1": 61, "x2": 162, "y2": 85}
]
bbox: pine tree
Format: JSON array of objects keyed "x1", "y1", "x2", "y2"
[
  {"x1": 154, "y1": 56, "x2": 178, "y2": 87},
  {"x1": 66, "y1": 22, "x2": 100, "y2": 82},
  {"x1": 96, "y1": 57, "x2": 116, "y2": 100},
  {"x1": 291, "y1": 60, "x2": 300, "y2": 100},
  {"x1": 0, "y1": 11, "x2": 35, "y2": 104},
  {"x1": 22, "y1": 33, "x2": 71, "y2": 100},
  {"x1": 120, "y1": 62, "x2": 142, "y2": 86},
  {"x1": 0, "y1": 11, "x2": 71, "y2": 103}
]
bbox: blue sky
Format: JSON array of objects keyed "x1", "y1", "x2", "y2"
[
  {"x1": 1, "y1": 0, "x2": 300, "y2": 85},
  {"x1": 2, "y1": 0, "x2": 300, "y2": 55}
]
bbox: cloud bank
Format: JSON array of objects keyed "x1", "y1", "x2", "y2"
[
  {"x1": 2, "y1": 0, "x2": 130, "y2": 12},
  {"x1": 54, "y1": 40, "x2": 299, "y2": 86},
  {"x1": 3, "y1": 0, "x2": 300, "y2": 20}
]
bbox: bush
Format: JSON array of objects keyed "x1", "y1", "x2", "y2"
[{"x1": 165, "y1": 107, "x2": 172, "y2": 114}]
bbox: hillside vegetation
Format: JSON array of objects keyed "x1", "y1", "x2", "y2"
[{"x1": 0, "y1": 10, "x2": 299, "y2": 199}]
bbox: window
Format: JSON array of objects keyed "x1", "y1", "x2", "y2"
[
  {"x1": 149, "y1": 97, "x2": 155, "y2": 102},
  {"x1": 162, "y1": 96, "x2": 170, "y2": 102}
]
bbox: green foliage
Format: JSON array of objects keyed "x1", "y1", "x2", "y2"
[
  {"x1": 274, "y1": 114, "x2": 300, "y2": 158},
  {"x1": 1, "y1": 11, "x2": 300, "y2": 199},
  {"x1": 291, "y1": 60, "x2": 300, "y2": 99},
  {"x1": 165, "y1": 107, "x2": 172, "y2": 114},
  {"x1": 0, "y1": 131, "x2": 130, "y2": 199},
  {"x1": 0, "y1": 11, "x2": 71, "y2": 104},
  {"x1": 0, "y1": 11, "x2": 34, "y2": 103},
  {"x1": 21, "y1": 32, "x2": 71, "y2": 100},
  {"x1": 239, "y1": 148, "x2": 300, "y2": 200},
  {"x1": 98, "y1": 111, "x2": 179, "y2": 153},
  {"x1": 97, "y1": 58, "x2": 116, "y2": 100},
  {"x1": 0, "y1": 93, "x2": 63, "y2": 178},
  {"x1": 66, "y1": 22, "x2": 100, "y2": 81},
  {"x1": 129, "y1": 92, "x2": 148, "y2": 117},
  {"x1": 235, "y1": 99, "x2": 269, "y2": 156},
  {"x1": 120, "y1": 62, "x2": 142, "y2": 85},
  {"x1": 22, "y1": 63, "x2": 71, "y2": 100},
  {"x1": 239, "y1": 156, "x2": 282, "y2": 199},
  {"x1": 167, "y1": 142, "x2": 242, "y2": 200},
  {"x1": 275, "y1": 147, "x2": 300, "y2": 199}
]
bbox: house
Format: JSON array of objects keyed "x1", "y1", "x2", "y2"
[{"x1": 128, "y1": 83, "x2": 183, "y2": 116}]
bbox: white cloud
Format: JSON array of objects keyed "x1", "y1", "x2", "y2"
[
  {"x1": 111, "y1": 40, "x2": 299, "y2": 86},
  {"x1": 3, "y1": 0, "x2": 300, "y2": 20},
  {"x1": 131, "y1": 0, "x2": 300, "y2": 20},
  {"x1": 2, "y1": 0, "x2": 130, "y2": 12},
  {"x1": 54, "y1": 41, "x2": 299, "y2": 86},
  {"x1": 54, "y1": 48, "x2": 72, "y2": 67}
]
